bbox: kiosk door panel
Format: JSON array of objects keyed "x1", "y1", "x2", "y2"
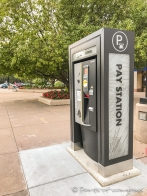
[{"x1": 82, "y1": 59, "x2": 97, "y2": 132}]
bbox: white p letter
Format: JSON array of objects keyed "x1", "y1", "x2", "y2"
[{"x1": 116, "y1": 35, "x2": 122, "y2": 45}]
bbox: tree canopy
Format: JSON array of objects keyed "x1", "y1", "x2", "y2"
[{"x1": 0, "y1": 0, "x2": 147, "y2": 87}]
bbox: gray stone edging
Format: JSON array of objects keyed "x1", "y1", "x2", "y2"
[
  {"x1": 18, "y1": 89, "x2": 61, "y2": 93},
  {"x1": 38, "y1": 96, "x2": 70, "y2": 106}
]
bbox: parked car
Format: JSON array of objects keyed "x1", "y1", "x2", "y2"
[
  {"x1": 0, "y1": 83, "x2": 8, "y2": 88},
  {"x1": 9, "y1": 83, "x2": 17, "y2": 88},
  {"x1": 14, "y1": 82, "x2": 25, "y2": 87}
]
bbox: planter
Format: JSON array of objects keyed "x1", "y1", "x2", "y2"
[{"x1": 38, "y1": 96, "x2": 70, "y2": 106}]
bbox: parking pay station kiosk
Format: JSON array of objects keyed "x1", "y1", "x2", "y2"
[{"x1": 69, "y1": 28, "x2": 134, "y2": 177}]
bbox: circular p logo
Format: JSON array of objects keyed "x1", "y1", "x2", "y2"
[{"x1": 112, "y1": 31, "x2": 128, "y2": 52}]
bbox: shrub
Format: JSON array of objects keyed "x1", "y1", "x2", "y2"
[
  {"x1": 54, "y1": 81, "x2": 64, "y2": 87},
  {"x1": 42, "y1": 90, "x2": 70, "y2": 100}
]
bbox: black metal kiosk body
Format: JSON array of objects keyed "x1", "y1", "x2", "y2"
[{"x1": 69, "y1": 28, "x2": 134, "y2": 177}]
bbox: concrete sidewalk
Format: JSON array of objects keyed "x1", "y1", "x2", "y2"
[
  {"x1": 20, "y1": 143, "x2": 147, "y2": 196},
  {"x1": 0, "y1": 89, "x2": 147, "y2": 196}
]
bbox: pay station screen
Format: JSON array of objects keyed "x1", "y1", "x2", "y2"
[{"x1": 83, "y1": 65, "x2": 89, "y2": 93}]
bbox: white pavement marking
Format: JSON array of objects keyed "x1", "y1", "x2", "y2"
[
  {"x1": 40, "y1": 118, "x2": 48, "y2": 123},
  {"x1": 27, "y1": 135, "x2": 36, "y2": 138},
  {"x1": 55, "y1": 113, "x2": 69, "y2": 121}
]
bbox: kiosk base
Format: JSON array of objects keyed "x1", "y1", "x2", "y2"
[
  {"x1": 98, "y1": 159, "x2": 133, "y2": 177},
  {"x1": 67, "y1": 147, "x2": 141, "y2": 187}
]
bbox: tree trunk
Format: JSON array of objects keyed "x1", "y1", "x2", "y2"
[{"x1": 51, "y1": 79, "x2": 55, "y2": 88}]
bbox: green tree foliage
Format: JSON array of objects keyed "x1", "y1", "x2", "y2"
[{"x1": 0, "y1": 0, "x2": 147, "y2": 88}]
